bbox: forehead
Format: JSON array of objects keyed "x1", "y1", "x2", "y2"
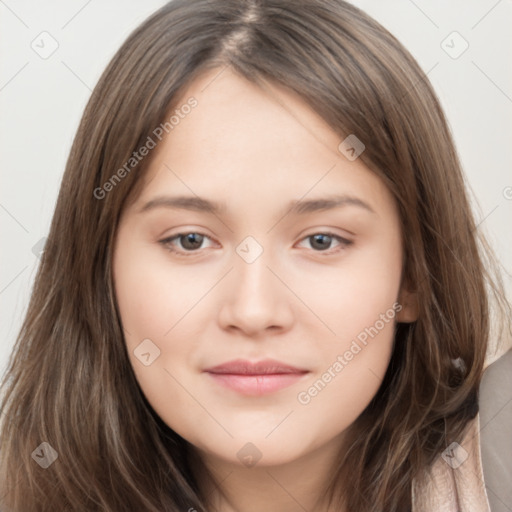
[
  {"x1": 160, "y1": 66, "x2": 344, "y2": 166},
  {"x1": 128, "y1": 67, "x2": 395, "y2": 220}
]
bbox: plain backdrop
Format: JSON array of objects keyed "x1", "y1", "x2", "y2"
[{"x1": 1, "y1": 0, "x2": 511, "y2": 378}]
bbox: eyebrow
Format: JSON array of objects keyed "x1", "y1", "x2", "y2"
[{"x1": 137, "y1": 194, "x2": 376, "y2": 216}]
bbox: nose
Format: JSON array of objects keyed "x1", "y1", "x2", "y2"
[{"x1": 217, "y1": 247, "x2": 294, "y2": 337}]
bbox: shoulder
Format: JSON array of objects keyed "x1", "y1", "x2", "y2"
[
  {"x1": 479, "y1": 348, "x2": 512, "y2": 512},
  {"x1": 411, "y1": 411, "x2": 490, "y2": 511},
  {"x1": 411, "y1": 350, "x2": 512, "y2": 512}
]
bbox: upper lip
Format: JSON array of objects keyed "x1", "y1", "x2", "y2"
[{"x1": 204, "y1": 358, "x2": 309, "y2": 375}]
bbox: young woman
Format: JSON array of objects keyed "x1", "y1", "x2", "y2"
[{"x1": 1, "y1": 1, "x2": 509, "y2": 511}]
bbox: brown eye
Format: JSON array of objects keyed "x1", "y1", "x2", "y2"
[
  {"x1": 159, "y1": 232, "x2": 214, "y2": 256},
  {"x1": 297, "y1": 232, "x2": 353, "y2": 254},
  {"x1": 309, "y1": 234, "x2": 333, "y2": 251},
  {"x1": 177, "y1": 233, "x2": 205, "y2": 251}
]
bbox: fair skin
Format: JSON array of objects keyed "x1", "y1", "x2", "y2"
[{"x1": 113, "y1": 66, "x2": 417, "y2": 512}]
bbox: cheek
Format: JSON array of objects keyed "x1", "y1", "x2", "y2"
[
  {"x1": 292, "y1": 235, "x2": 401, "y2": 415},
  {"x1": 112, "y1": 236, "x2": 192, "y2": 378},
  {"x1": 113, "y1": 236, "x2": 212, "y2": 343},
  {"x1": 293, "y1": 327, "x2": 394, "y2": 454},
  {"x1": 113, "y1": 239, "x2": 208, "y2": 438},
  {"x1": 295, "y1": 261, "x2": 400, "y2": 441},
  {"x1": 292, "y1": 231, "x2": 403, "y2": 347}
]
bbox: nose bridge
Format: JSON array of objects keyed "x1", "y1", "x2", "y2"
[
  {"x1": 217, "y1": 234, "x2": 293, "y2": 334},
  {"x1": 233, "y1": 235, "x2": 276, "y2": 303}
]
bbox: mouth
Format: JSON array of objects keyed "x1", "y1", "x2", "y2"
[{"x1": 203, "y1": 358, "x2": 310, "y2": 396}]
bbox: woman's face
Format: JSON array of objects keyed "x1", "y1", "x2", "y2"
[{"x1": 113, "y1": 67, "x2": 416, "y2": 469}]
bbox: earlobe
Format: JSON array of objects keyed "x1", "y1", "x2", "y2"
[{"x1": 396, "y1": 288, "x2": 419, "y2": 323}]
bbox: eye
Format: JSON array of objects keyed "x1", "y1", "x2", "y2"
[
  {"x1": 296, "y1": 232, "x2": 353, "y2": 254},
  {"x1": 159, "y1": 232, "x2": 216, "y2": 257},
  {"x1": 159, "y1": 231, "x2": 353, "y2": 258}
]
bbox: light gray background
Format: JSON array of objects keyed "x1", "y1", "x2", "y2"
[{"x1": 1, "y1": 0, "x2": 511, "y2": 378}]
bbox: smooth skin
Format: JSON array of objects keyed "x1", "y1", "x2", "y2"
[{"x1": 113, "y1": 66, "x2": 417, "y2": 512}]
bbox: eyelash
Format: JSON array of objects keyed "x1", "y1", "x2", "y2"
[{"x1": 158, "y1": 231, "x2": 353, "y2": 258}]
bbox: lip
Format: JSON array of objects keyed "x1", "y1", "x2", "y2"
[
  {"x1": 204, "y1": 358, "x2": 308, "y2": 375},
  {"x1": 204, "y1": 358, "x2": 310, "y2": 396}
]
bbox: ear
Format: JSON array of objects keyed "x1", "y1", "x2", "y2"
[{"x1": 396, "y1": 287, "x2": 419, "y2": 323}]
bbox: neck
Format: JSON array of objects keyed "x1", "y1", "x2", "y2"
[{"x1": 188, "y1": 436, "x2": 347, "y2": 512}]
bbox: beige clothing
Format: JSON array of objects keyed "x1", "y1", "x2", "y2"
[
  {"x1": 412, "y1": 413, "x2": 491, "y2": 511},
  {"x1": 412, "y1": 349, "x2": 512, "y2": 511}
]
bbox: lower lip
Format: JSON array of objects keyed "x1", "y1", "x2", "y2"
[{"x1": 206, "y1": 372, "x2": 308, "y2": 395}]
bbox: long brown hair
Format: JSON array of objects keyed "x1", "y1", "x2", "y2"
[{"x1": 0, "y1": 1, "x2": 509, "y2": 510}]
